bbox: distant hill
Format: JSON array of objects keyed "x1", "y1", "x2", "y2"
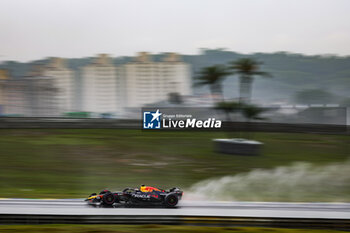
[{"x1": 1, "y1": 49, "x2": 350, "y2": 104}]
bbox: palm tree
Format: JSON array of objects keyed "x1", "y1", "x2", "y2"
[
  {"x1": 241, "y1": 104, "x2": 266, "y2": 139},
  {"x1": 195, "y1": 65, "x2": 231, "y2": 102},
  {"x1": 216, "y1": 101, "x2": 243, "y2": 138},
  {"x1": 241, "y1": 104, "x2": 265, "y2": 122},
  {"x1": 230, "y1": 58, "x2": 271, "y2": 104},
  {"x1": 215, "y1": 101, "x2": 242, "y2": 121}
]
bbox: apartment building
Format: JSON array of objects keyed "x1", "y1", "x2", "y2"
[
  {"x1": 4, "y1": 76, "x2": 59, "y2": 116},
  {"x1": 1, "y1": 53, "x2": 192, "y2": 117},
  {"x1": 81, "y1": 54, "x2": 119, "y2": 114},
  {"x1": 0, "y1": 69, "x2": 9, "y2": 114},
  {"x1": 121, "y1": 52, "x2": 192, "y2": 108},
  {"x1": 43, "y1": 58, "x2": 74, "y2": 113}
]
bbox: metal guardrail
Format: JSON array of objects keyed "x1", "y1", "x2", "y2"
[
  {"x1": 1, "y1": 214, "x2": 350, "y2": 230},
  {"x1": 0, "y1": 117, "x2": 348, "y2": 134},
  {"x1": 221, "y1": 122, "x2": 349, "y2": 135},
  {"x1": 0, "y1": 118, "x2": 140, "y2": 129}
]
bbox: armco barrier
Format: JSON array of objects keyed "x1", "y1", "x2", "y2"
[
  {"x1": 0, "y1": 214, "x2": 350, "y2": 230},
  {"x1": 0, "y1": 117, "x2": 348, "y2": 134}
]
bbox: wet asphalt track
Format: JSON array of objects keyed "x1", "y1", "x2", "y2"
[{"x1": 0, "y1": 199, "x2": 349, "y2": 219}]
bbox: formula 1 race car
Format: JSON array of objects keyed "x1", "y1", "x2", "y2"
[{"x1": 85, "y1": 185, "x2": 183, "y2": 208}]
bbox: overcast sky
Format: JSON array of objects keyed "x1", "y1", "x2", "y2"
[{"x1": 1, "y1": 0, "x2": 350, "y2": 62}]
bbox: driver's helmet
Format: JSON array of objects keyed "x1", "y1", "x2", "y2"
[{"x1": 140, "y1": 185, "x2": 161, "y2": 192}]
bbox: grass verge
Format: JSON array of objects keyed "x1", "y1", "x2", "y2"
[
  {"x1": 0, "y1": 224, "x2": 346, "y2": 233},
  {"x1": 0, "y1": 129, "x2": 348, "y2": 199}
]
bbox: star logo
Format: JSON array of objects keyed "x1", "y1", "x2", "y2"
[
  {"x1": 143, "y1": 109, "x2": 162, "y2": 129},
  {"x1": 150, "y1": 109, "x2": 162, "y2": 122}
]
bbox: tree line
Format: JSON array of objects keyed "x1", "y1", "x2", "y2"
[{"x1": 195, "y1": 58, "x2": 271, "y2": 122}]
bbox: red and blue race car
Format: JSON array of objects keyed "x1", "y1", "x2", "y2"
[{"x1": 85, "y1": 185, "x2": 183, "y2": 208}]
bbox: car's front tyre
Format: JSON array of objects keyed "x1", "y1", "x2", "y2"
[
  {"x1": 164, "y1": 194, "x2": 178, "y2": 208},
  {"x1": 102, "y1": 193, "x2": 116, "y2": 206}
]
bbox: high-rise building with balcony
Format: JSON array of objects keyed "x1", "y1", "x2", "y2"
[
  {"x1": 120, "y1": 52, "x2": 192, "y2": 108},
  {"x1": 0, "y1": 69, "x2": 9, "y2": 115},
  {"x1": 43, "y1": 58, "x2": 74, "y2": 113},
  {"x1": 4, "y1": 76, "x2": 59, "y2": 117},
  {"x1": 81, "y1": 54, "x2": 119, "y2": 114}
]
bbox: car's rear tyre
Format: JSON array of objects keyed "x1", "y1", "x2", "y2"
[
  {"x1": 102, "y1": 193, "x2": 116, "y2": 206},
  {"x1": 164, "y1": 194, "x2": 178, "y2": 207}
]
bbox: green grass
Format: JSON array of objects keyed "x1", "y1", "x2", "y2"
[
  {"x1": 0, "y1": 224, "x2": 345, "y2": 233},
  {"x1": 0, "y1": 129, "x2": 348, "y2": 199}
]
